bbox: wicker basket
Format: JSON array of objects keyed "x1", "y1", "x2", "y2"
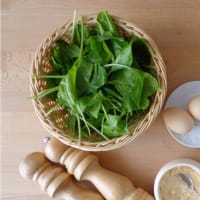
[{"x1": 30, "y1": 14, "x2": 167, "y2": 151}]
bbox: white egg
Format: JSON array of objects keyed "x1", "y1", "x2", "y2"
[
  {"x1": 163, "y1": 107, "x2": 194, "y2": 134},
  {"x1": 188, "y1": 96, "x2": 200, "y2": 121}
]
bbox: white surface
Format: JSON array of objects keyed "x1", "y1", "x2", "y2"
[
  {"x1": 165, "y1": 81, "x2": 200, "y2": 148},
  {"x1": 154, "y1": 159, "x2": 200, "y2": 200}
]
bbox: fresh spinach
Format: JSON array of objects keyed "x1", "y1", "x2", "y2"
[
  {"x1": 57, "y1": 65, "x2": 78, "y2": 112},
  {"x1": 139, "y1": 71, "x2": 158, "y2": 109},
  {"x1": 96, "y1": 10, "x2": 119, "y2": 37},
  {"x1": 72, "y1": 23, "x2": 90, "y2": 46},
  {"x1": 114, "y1": 40, "x2": 133, "y2": 66},
  {"x1": 86, "y1": 36, "x2": 113, "y2": 65},
  {"x1": 110, "y1": 68, "x2": 143, "y2": 112},
  {"x1": 76, "y1": 59, "x2": 107, "y2": 96},
  {"x1": 33, "y1": 10, "x2": 158, "y2": 142},
  {"x1": 107, "y1": 37, "x2": 127, "y2": 58},
  {"x1": 103, "y1": 114, "x2": 128, "y2": 137},
  {"x1": 79, "y1": 91, "x2": 103, "y2": 118}
]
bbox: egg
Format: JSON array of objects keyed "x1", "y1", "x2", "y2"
[
  {"x1": 188, "y1": 96, "x2": 200, "y2": 121},
  {"x1": 163, "y1": 107, "x2": 194, "y2": 134}
]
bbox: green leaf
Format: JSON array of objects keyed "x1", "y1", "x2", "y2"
[
  {"x1": 114, "y1": 40, "x2": 133, "y2": 66},
  {"x1": 72, "y1": 23, "x2": 90, "y2": 46},
  {"x1": 139, "y1": 72, "x2": 158, "y2": 109},
  {"x1": 50, "y1": 48, "x2": 65, "y2": 71},
  {"x1": 132, "y1": 37, "x2": 151, "y2": 67},
  {"x1": 89, "y1": 64, "x2": 107, "y2": 93},
  {"x1": 76, "y1": 59, "x2": 93, "y2": 96},
  {"x1": 96, "y1": 10, "x2": 119, "y2": 37},
  {"x1": 110, "y1": 68, "x2": 144, "y2": 112},
  {"x1": 103, "y1": 114, "x2": 128, "y2": 137},
  {"x1": 50, "y1": 40, "x2": 80, "y2": 74},
  {"x1": 110, "y1": 68, "x2": 158, "y2": 112},
  {"x1": 76, "y1": 60, "x2": 107, "y2": 96},
  {"x1": 57, "y1": 65, "x2": 77, "y2": 111},
  {"x1": 79, "y1": 92, "x2": 103, "y2": 118},
  {"x1": 107, "y1": 37, "x2": 128, "y2": 58},
  {"x1": 56, "y1": 40, "x2": 80, "y2": 58},
  {"x1": 86, "y1": 36, "x2": 113, "y2": 65}
]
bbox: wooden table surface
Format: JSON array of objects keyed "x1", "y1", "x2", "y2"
[{"x1": 1, "y1": 0, "x2": 200, "y2": 199}]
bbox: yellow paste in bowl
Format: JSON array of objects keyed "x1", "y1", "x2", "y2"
[{"x1": 159, "y1": 166, "x2": 200, "y2": 200}]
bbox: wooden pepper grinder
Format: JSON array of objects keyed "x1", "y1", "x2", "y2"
[
  {"x1": 44, "y1": 138, "x2": 155, "y2": 200},
  {"x1": 19, "y1": 152, "x2": 104, "y2": 200}
]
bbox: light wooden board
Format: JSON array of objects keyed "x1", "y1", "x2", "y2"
[{"x1": 1, "y1": 0, "x2": 200, "y2": 199}]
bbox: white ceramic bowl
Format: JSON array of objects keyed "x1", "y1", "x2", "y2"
[{"x1": 154, "y1": 159, "x2": 200, "y2": 200}]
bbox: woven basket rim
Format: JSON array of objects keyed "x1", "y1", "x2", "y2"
[{"x1": 30, "y1": 14, "x2": 167, "y2": 151}]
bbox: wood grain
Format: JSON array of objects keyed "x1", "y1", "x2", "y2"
[{"x1": 1, "y1": 0, "x2": 200, "y2": 199}]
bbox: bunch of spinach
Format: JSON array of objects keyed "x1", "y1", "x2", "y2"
[{"x1": 33, "y1": 10, "x2": 158, "y2": 142}]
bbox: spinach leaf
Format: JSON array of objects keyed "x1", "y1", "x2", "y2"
[
  {"x1": 50, "y1": 40, "x2": 80, "y2": 74},
  {"x1": 57, "y1": 65, "x2": 78, "y2": 111},
  {"x1": 96, "y1": 10, "x2": 119, "y2": 37},
  {"x1": 139, "y1": 72, "x2": 158, "y2": 109},
  {"x1": 132, "y1": 37, "x2": 151, "y2": 67},
  {"x1": 50, "y1": 48, "x2": 65, "y2": 72},
  {"x1": 56, "y1": 40, "x2": 80, "y2": 58},
  {"x1": 114, "y1": 40, "x2": 133, "y2": 66},
  {"x1": 76, "y1": 59, "x2": 93, "y2": 96},
  {"x1": 76, "y1": 60, "x2": 107, "y2": 96},
  {"x1": 107, "y1": 37, "x2": 128, "y2": 58},
  {"x1": 54, "y1": 41, "x2": 72, "y2": 73},
  {"x1": 103, "y1": 114, "x2": 128, "y2": 137},
  {"x1": 72, "y1": 23, "x2": 90, "y2": 46},
  {"x1": 110, "y1": 68, "x2": 143, "y2": 112},
  {"x1": 89, "y1": 64, "x2": 107, "y2": 93},
  {"x1": 79, "y1": 92, "x2": 103, "y2": 118},
  {"x1": 86, "y1": 36, "x2": 113, "y2": 65}
]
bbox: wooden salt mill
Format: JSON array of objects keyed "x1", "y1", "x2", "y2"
[
  {"x1": 19, "y1": 152, "x2": 103, "y2": 200},
  {"x1": 44, "y1": 138, "x2": 155, "y2": 200}
]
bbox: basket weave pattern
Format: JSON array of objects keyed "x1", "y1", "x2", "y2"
[{"x1": 30, "y1": 15, "x2": 167, "y2": 151}]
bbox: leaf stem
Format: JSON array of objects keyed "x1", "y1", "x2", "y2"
[
  {"x1": 86, "y1": 120, "x2": 109, "y2": 140},
  {"x1": 101, "y1": 116, "x2": 105, "y2": 133},
  {"x1": 96, "y1": 21, "x2": 104, "y2": 35},
  {"x1": 71, "y1": 10, "x2": 77, "y2": 41},
  {"x1": 101, "y1": 104, "x2": 109, "y2": 120},
  {"x1": 77, "y1": 17, "x2": 84, "y2": 67},
  {"x1": 44, "y1": 102, "x2": 60, "y2": 118},
  {"x1": 31, "y1": 86, "x2": 60, "y2": 99},
  {"x1": 77, "y1": 115, "x2": 82, "y2": 145},
  {"x1": 104, "y1": 63, "x2": 131, "y2": 70},
  {"x1": 76, "y1": 105, "x2": 91, "y2": 136},
  {"x1": 32, "y1": 74, "x2": 65, "y2": 79},
  {"x1": 108, "y1": 101, "x2": 121, "y2": 112}
]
